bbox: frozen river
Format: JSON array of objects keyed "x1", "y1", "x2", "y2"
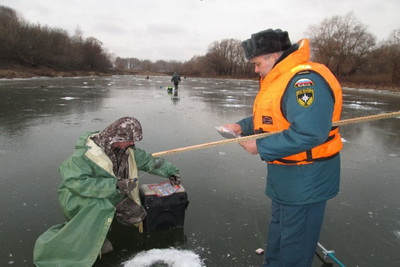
[{"x1": 0, "y1": 75, "x2": 399, "y2": 266}]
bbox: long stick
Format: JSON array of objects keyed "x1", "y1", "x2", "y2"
[
  {"x1": 317, "y1": 242, "x2": 346, "y2": 267},
  {"x1": 151, "y1": 111, "x2": 400, "y2": 157}
]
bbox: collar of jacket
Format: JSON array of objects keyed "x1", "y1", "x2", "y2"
[
  {"x1": 85, "y1": 134, "x2": 115, "y2": 174},
  {"x1": 75, "y1": 131, "x2": 98, "y2": 149},
  {"x1": 261, "y1": 38, "x2": 310, "y2": 84}
]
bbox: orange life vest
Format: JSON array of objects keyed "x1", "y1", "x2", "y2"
[{"x1": 253, "y1": 39, "x2": 343, "y2": 165}]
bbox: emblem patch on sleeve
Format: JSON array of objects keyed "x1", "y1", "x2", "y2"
[
  {"x1": 296, "y1": 88, "x2": 314, "y2": 107},
  {"x1": 294, "y1": 78, "x2": 314, "y2": 88}
]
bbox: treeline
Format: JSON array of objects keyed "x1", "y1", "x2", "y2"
[
  {"x1": 1, "y1": 6, "x2": 400, "y2": 88},
  {"x1": 116, "y1": 12, "x2": 400, "y2": 87},
  {"x1": 0, "y1": 6, "x2": 112, "y2": 72},
  {"x1": 114, "y1": 38, "x2": 253, "y2": 77}
]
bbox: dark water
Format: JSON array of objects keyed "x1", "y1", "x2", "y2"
[{"x1": 0, "y1": 76, "x2": 399, "y2": 267}]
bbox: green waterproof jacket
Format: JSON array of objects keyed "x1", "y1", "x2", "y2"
[{"x1": 33, "y1": 131, "x2": 179, "y2": 267}]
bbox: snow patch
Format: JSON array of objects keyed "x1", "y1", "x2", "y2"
[{"x1": 123, "y1": 248, "x2": 204, "y2": 267}]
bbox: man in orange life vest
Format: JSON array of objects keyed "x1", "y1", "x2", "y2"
[{"x1": 224, "y1": 29, "x2": 342, "y2": 266}]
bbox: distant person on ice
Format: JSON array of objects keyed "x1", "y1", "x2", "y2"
[
  {"x1": 171, "y1": 72, "x2": 181, "y2": 90},
  {"x1": 33, "y1": 117, "x2": 181, "y2": 266}
]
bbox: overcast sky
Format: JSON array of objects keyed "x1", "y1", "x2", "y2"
[{"x1": 2, "y1": 0, "x2": 400, "y2": 62}]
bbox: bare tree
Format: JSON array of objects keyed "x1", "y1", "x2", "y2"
[
  {"x1": 380, "y1": 28, "x2": 400, "y2": 85},
  {"x1": 181, "y1": 55, "x2": 202, "y2": 76},
  {"x1": 306, "y1": 12, "x2": 376, "y2": 77},
  {"x1": 0, "y1": 6, "x2": 23, "y2": 63},
  {"x1": 80, "y1": 37, "x2": 111, "y2": 71},
  {"x1": 205, "y1": 39, "x2": 244, "y2": 76}
]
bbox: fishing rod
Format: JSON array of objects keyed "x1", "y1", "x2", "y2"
[
  {"x1": 128, "y1": 158, "x2": 165, "y2": 182},
  {"x1": 317, "y1": 242, "x2": 346, "y2": 267},
  {"x1": 152, "y1": 111, "x2": 400, "y2": 157}
]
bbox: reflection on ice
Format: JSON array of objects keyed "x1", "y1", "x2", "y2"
[
  {"x1": 343, "y1": 99, "x2": 387, "y2": 111},
  {"x1": 219, "y1": 103, "x2": 247, "y2": 108},
  {"x1": 345, "y1": 103, "x2": 379, "y2": 111},
  {"x1": 123, "y1": 248, "x2": 204, "y2": 267},
  {"x1": 61, "y1": 97, "x2": 76, "y2": 101},
  {"x1": 394, "y1": 230, "x2": 400, "y2": 239}
]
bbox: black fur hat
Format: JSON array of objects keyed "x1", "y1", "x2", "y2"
[{"x1": 242, "y1": 29, "x2": 291, "y2": 60}]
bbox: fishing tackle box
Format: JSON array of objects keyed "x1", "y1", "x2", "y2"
[{"x1": 139, "y1": 183, "x2": 189, "y2": 232}]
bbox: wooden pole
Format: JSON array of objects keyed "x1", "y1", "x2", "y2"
[{"x1": 151, "y1": 111, "x2": 400, "y2": 158}]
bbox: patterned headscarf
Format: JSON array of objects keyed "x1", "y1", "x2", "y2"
[{"x1": 92, "y1": 117, "x2": 142, "y2": 179}]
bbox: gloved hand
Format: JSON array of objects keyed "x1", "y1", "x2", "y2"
[
  {"x1": 168, "y1": 174, "x2": 181, "y2": 186},
  {"x1": 117, "y1": 179, "x2": 136, "y2": 195}
]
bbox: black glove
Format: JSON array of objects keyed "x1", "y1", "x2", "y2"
[
  {"x1": 168, "y1": 174, "x2": 181, "y2": 186},
  {"x1": 117, "y1": 179, "x2": 136, "y2": 195}
]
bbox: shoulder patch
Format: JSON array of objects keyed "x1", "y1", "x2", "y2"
[
  {"x1": 294, "y1": 78, "x2": 314, "y2": 88},
  {"x1": 296, "y1": 88, "x2": 314, "y2": 108}
]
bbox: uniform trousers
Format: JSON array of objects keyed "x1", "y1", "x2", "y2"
[{"x1": 264, "y1": 200, "x2": 327, "y2": 267}]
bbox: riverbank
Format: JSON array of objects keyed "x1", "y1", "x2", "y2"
[
  {"x1": 0, "y1": 64, "x2": 146, "y2": 79},
  {"x1": 340, "y1": 81, "x2": 400, "y2": 94},
  {"x1": 1, "y1": 65, "x2": 399, "y2": 93}
]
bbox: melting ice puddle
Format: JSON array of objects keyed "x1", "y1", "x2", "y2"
[
  {"x1": 123, "y1": 248, "x2": 204, "y2": 267},
  {"x1": 220, "y1": 103, "x2": 246, "y2": 108},
  {"x1": 345, "y1": 103, "x2": 378, "y2": 111},
  {"x1": 61, "y1": 97, "x2": 76, "y2": 101},
  {"x1": 394, "y1": 230, "x2": 400, "y2": 238}
]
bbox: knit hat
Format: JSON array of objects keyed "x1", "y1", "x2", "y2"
[{"x1": 242, "y1": 29, "x2": 292, "y2": 60}]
